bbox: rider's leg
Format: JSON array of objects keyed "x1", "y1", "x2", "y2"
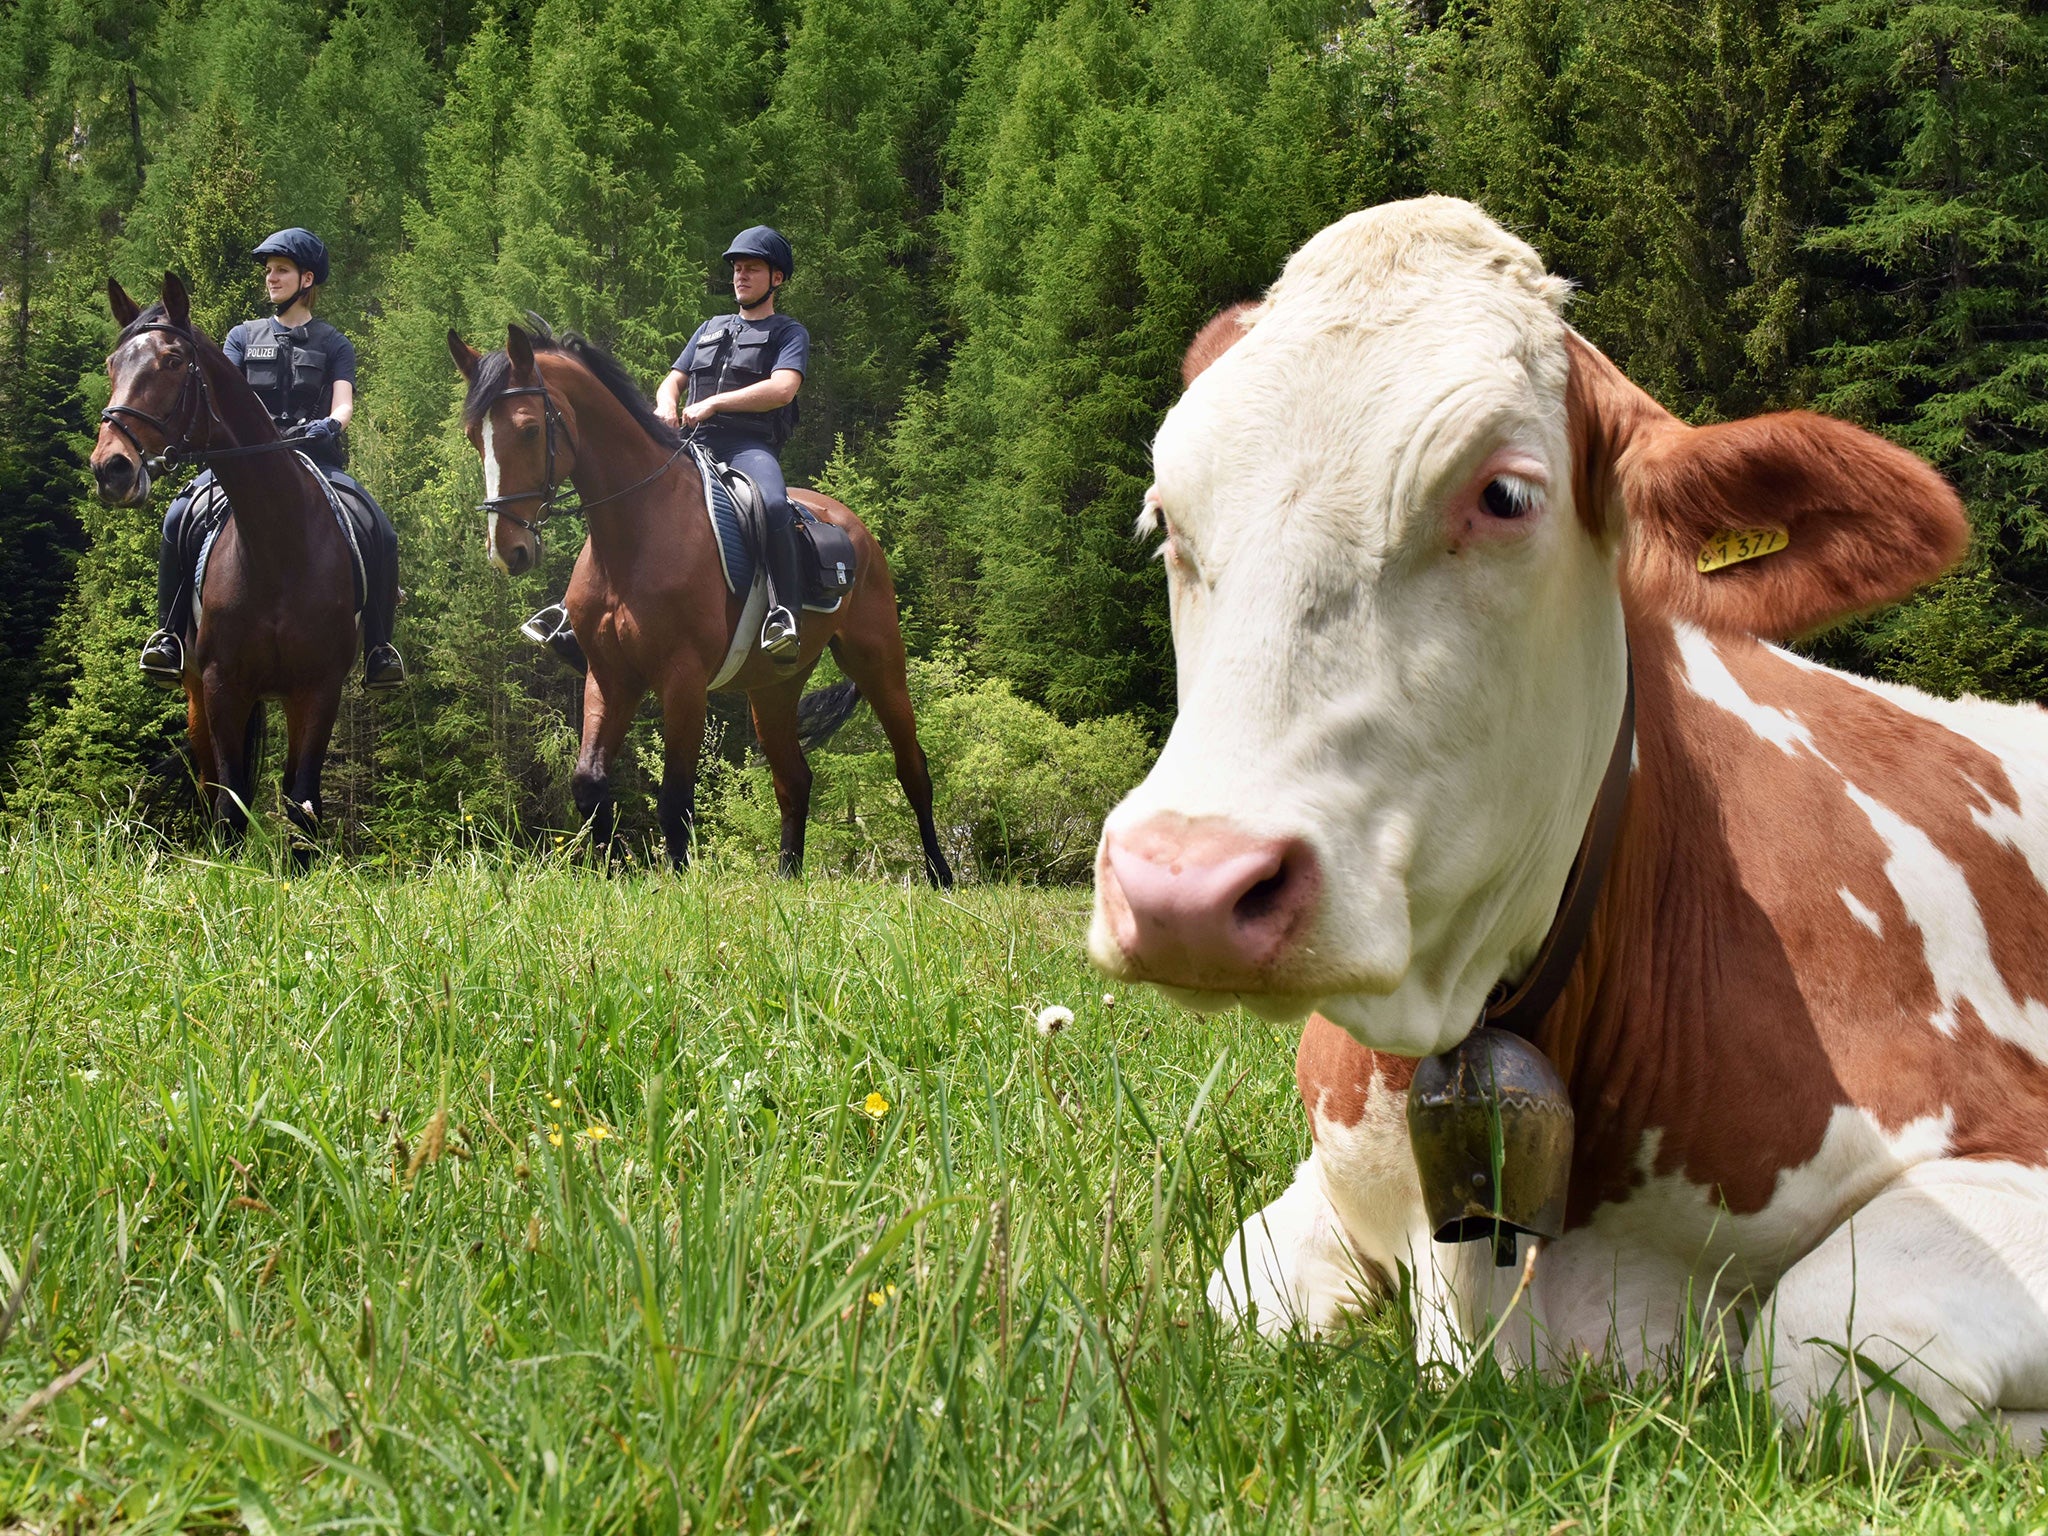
[
  {"x1": 142, "y1": 474, "x2": 208, "y2": 683},
  {"x1": 326, "y1": 471, "x2": 405, "y2": 688},
  {"x1": 728, "y1": 444, "x2": 800, "y2": 658}
]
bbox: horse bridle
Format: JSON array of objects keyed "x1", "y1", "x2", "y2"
[
  {"x1": 477, "y1": 372, "x2": 693, "y2": 548},
  {"x1": 99, "y1": 322, "x2": 216, "y2": 474},
  {"x1": 101, "y1": 319, "x2": 312, "y2": 473}
]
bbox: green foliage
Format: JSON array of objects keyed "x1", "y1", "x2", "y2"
[
  {"x1": 706, "y1": 649, "x2": 1155, "y2": 880},
  {"x1": 2, "y1": 0, "x2": 2045, "y2": 847},
  {"x1": 2, "y1": 832, "x2": 2042, "y2": 1523}
]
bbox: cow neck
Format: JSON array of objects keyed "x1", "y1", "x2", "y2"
[{"x1": 1482, "y1": 651, "x2": 1635, "y2": 1045}]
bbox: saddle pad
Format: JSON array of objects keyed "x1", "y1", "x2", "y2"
[
  {"x1": 690, "y1": 446, "x2": 847, "y2": 615},
  {"x1": 192, "y1": 454, "x2": 367, "y2": 631}
]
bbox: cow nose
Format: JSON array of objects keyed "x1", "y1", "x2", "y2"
[{"x1": 1097, "y1": 816, "x2": 1320, "y2": 988}]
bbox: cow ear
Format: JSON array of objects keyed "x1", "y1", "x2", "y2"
[
  {"x1": 1181, "y1": 302, "x2": 1261, "y2": 388},
  {"x1": 1566, "y1": 334, "x2": 1968, "y2": 640},
  {"x1": 506, "y1": 324, "x2": 535, "y2": 377},
  {"x1": 161, "y1": 272, "x2": 191, "y2": 330},
  {"x1": 448, "y1": 329, "x2": 482, "y2": 381},
  {"x1": 108, "y1": 278, "x2": 141, "y2": 327}
]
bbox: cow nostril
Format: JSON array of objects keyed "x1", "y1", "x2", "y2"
[{"x1": 1234, "y1": 866, "x2": 1290, "y2": 925}]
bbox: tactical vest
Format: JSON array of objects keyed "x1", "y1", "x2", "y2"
[
  {"x1": 685, "y1": 315, "x2": 799, "y2": 449},
  {"x1": 241, "y1": 324, "x2": 332, "y2": 428}
]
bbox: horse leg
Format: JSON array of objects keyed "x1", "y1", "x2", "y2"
[
  {"x1": 655, "y1": 670, "x2": 709, "y2": 871},
  {"x1": 828, "y1": 622, "x2": 954, "y2": 889},
  {"x1": 280, "y1": 684, "x2": 341, "y2": 871},
  {"x1": 749, "y1": 675, "x2": 814, "y2": 879},
  {"x1": 184, "y1": 678, "x2": 217, "y2": 808},
  {"x1": 203, "y1": 685, "x2": 257, "y2": 849},
  {"x1": 572, "y1": 665, "x2": 642, "y2": 863}
]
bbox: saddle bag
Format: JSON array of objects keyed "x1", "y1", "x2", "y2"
[{"x1": 795, "y1": 515, "x2": 857, "y2": 607}]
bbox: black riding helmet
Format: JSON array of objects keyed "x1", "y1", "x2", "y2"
[
  {"x1": 251, "y1": 227, "x2": 330, "y2": 287},
  {"x1": 722, "y1": 226, "x2": 794, "y2": 283}
]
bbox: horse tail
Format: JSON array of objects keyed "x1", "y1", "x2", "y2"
[
  {"x1": 795, "y1": 681, "x2": 862, "y2": 753},
  {"x1": 243, "y1": 699, "x2": 267, "y2": 769}
]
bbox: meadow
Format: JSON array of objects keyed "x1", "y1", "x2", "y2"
[{"x1": 2, "y1": 825, "x2": 2044, "y2": 1533}]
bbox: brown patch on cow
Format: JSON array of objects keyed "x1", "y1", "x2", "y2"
[
  {"x1": 1182, "y1": 303, "x2": 1259, "y2": 388},
  {"x1": 1297, "y1": 1012, "x2": 1412, "y2": 1136},
  {"x1": 1541, "y1": 614, "x2": 2048, "y2": 1234},
  {"x1": 1564, "y1": 331, "x2": 1969, "y2": 641}
]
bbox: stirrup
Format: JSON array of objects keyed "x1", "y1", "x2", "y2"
[
  {"x1": 760, "y1": 606, "x2": 800, "y2": 660},
  {"x1": 522, "y1": 601, "x2": 588, "y2": 674},
  {"x1": 140, "y1": 630, "x2": 184, "y2": 690},
  {"x1": 364, "y1": 643, "x2": 407, "y2": 691}
]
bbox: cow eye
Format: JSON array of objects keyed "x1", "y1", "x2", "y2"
[{"x1": 1480, "y1": 478, "x2": 1533, "y2": 520}]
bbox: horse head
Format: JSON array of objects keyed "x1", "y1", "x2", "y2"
[
  {"x1": 94, "y1": 273, "x2": 208, "y2": 507},
  {"x1": 450, "y1": 323, "x2": 579, "y2": 577}
]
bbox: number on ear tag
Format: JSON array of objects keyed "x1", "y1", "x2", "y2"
[{"x1": 1697, "y1": 527, "x2": 1790, "y2": 574}]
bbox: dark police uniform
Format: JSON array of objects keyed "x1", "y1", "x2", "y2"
[
  {"x1": 152, "y1": 315, "x2": 400, "y2": 671},
  {"x1": 672, "y1": 310, "x2": 809, "y2": 620}
]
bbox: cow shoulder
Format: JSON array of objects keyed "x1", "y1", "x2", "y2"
[{"x1": 1566, "y1": 332, "x2": 1968, "y2": 641}]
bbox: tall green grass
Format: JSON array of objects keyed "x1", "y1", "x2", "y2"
[{"x1": 1, "y1": 823, "x2": 2041, "y2": 1531}]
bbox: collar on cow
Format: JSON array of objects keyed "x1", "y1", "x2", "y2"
[{"x1": 1481, "y1": 653, "x2": 1635, "y2": 1044}]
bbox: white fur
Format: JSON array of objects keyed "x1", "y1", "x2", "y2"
[
  {"x1": 482, "y1": 417, "x2": 509, "y2": 576},
  {"x1": 1090, "y1": 198, "x2": 1628, "y2": 1059},
  {"x1": 1129, "y1": 198, "x2": 2048, "y2": 1449}
]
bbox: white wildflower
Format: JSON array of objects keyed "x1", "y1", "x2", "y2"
[{"x1": 1034, "y1": 1004, "x2": 1073, "y2": 1038}]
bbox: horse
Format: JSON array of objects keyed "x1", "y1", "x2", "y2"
[
  {"x1": 90, "y1": 274, "x2": 360, "y2": 858},
  {"x1": 447, "y1": 322, "x2": 954, "y2": 887}
]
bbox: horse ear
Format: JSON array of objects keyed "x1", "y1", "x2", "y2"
[
  {"x1": 448, "y1": 329, "x2": 482, "y2": 381},
  {"x1": 108, "y1": 278, "x2": 141, "y2": 327},
  {"x1": 506, "y1": 324, "x2": 535, "y2": 377},
  {"x1": 161, "y1": 272, "x2": 191, "y2": 329}
]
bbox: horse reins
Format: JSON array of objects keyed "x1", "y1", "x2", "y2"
[
  {"x1": 476, "y1": 372, "x2": 692, "y2": 544},
  {"x1": 101, "y1": 319, "x2": 318, "y2": 473}
]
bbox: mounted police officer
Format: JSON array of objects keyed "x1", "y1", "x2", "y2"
[
  {"x1": 653, "y1": 226, "x2": 810, "y2": 660},
  {"x1": 139, "y1": 227, "x2": 406, "y2": 690}
]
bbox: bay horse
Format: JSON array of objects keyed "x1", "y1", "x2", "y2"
[
  {"x1": 447, "y1": 323, "x2": 953, "y2": 886},
  {"x1": 91, "y1": 274, "x2": 358, "y2": 857}
]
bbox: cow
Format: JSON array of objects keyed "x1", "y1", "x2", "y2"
[{"x1": 1089, "y1": 195, "x2": 2048, "y2": 1454}]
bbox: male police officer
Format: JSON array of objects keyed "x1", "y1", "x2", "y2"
[
  {"x1": 139, "y1": 227, "x2": 405, "y2": 690},
  {"x1": 654, "y1": 227, "x2": 810, "y2": 659}
]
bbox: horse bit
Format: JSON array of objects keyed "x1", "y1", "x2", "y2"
[{"x1": 477, "y1": 373, "x2": 693, "y2": 549}]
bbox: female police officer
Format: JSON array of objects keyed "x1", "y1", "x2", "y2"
[
  {"x1": 139, "y1": 227, "x2": 405, "y2": 690},
  {"x1": 653, "y1": 226, "x2": 810, "y2": 659}
]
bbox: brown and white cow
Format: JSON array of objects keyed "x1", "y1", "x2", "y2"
[{"x1": 1091, "y1": 196, "x2": 2048, "y2": 1451}]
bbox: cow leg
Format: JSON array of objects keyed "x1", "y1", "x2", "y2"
[
  {"x1": 1747, "y1": 1160, "x2": 2048, "y2": 1457},
  {"x1": 1208, "y1": 1152, "x2": 1382, "y2": 1337}
]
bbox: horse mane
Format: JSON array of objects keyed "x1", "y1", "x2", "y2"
[{"x1": 461, "y1": 317, "x2": 681, "y2": 450}]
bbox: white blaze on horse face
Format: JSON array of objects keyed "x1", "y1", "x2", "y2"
[
  {"x1": 482, "y1": 416, "x2": 509, "y2": 575},
  {"x1": 1089, "y1": 198, "x2": 1629, "y2": 1058}
]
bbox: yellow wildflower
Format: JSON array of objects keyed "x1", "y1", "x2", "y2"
[
  {"x1": 579, "y1": 1125, "x2": 612, "y2": 1142},
  {"x1": 546, "y1": 1126, "x2": 563, "y2": 1148},
  {"x1": 862, "y1": 1092, "x2": 889, "y2": 1119}
]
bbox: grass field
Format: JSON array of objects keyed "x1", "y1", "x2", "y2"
[{"x1": 2, "y1": 825, "x2": 2044, "y2": 1532}]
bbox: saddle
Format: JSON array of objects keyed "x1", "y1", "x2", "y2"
[
  {"x1": 184, "y1": 456, "x2": 369, "y2": 630},
  {"x1": 692, "y1": 447, "x2": 856, "y2": 613}
]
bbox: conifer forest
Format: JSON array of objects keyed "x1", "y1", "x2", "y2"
[{"x1": 2, "y1": 0, "x2": 2045, "y2": 874}]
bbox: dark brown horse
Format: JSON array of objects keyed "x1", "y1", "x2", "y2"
[
  {"x1": 447, "y1": 323, "x2": 952, "y2": 886},
  {"x1": 91, "y1": 274, "x2": 358, "y2": 854}
]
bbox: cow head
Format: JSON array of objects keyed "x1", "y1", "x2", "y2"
[{"x1": 1089, "y1": 196, "x2": 1966, "y2": 1057}]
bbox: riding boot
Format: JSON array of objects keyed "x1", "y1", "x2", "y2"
[
  {"x1": 761, "y1": 520, "x2": 804, "y2": 661},
  {"x1": 360, "y1": 497, "x2": 406, "y2": 690},
  {"x1": 521, "y1": 602, "x2": 588, "y2": 675},
  {"x1": 141, "y1": 497, "x2": 194, "y2": 688}
]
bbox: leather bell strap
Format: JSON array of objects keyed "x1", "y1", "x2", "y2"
[{"x1": 1482, "y1": 654, "x2": 1636, "y2": 1043}]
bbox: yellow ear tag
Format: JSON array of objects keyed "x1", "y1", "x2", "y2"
[{"x1": 1697, "y1": 527, "x2": 1790, "y2": 574}]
